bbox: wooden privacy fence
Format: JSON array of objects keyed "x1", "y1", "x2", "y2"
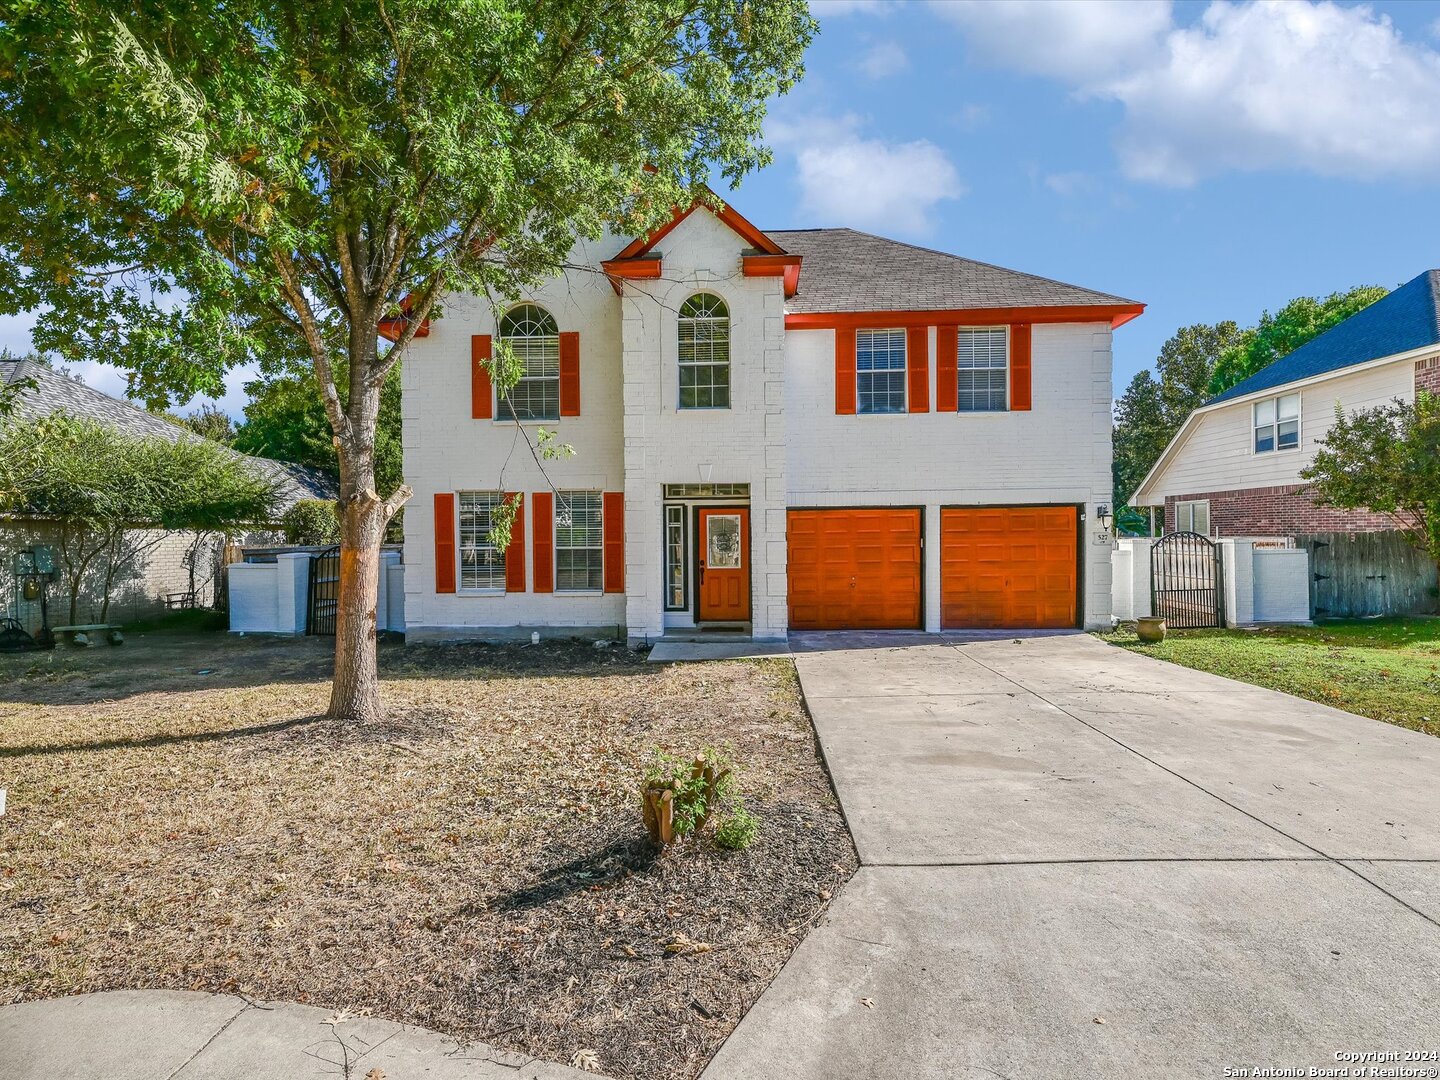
[{"x1": 1296, "y1": 531, "x2": 1440, "y2": 618}]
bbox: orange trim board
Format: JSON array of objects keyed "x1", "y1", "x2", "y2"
[
  {"x1": 742, "y1": 254, "x2": 803, "y2": 297},
  {"x1": 614, "y1": 194, "x2": 786, "y2": 261},
  {"x1": 785, "y1": 304, "x2": 1145, "y2": 331}
]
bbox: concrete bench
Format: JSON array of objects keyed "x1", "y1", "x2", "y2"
[{"x1": 51, "y1": 624, "x2": 124, "y2": 646}]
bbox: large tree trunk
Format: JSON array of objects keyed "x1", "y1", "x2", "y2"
[
  {"x1": 328, "y1": 493, "x2": 388, "y2": 721},
  {"x1": 326, "y1": 334, "x2": 396, "y2": 722}
]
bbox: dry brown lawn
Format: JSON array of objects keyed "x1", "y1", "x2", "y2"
[{"x1": 0, "y1": 629, "x2": 855, "y2": 1080}]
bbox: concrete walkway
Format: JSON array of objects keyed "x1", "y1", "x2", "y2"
[
  {"x1": 704, "y1": 632, "x2": 1440, "y2": 1079},
  {"x1": 0, "y1": 990, "x2": 605, "y2": 1080}
]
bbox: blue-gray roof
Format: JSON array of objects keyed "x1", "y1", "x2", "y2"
[{"x1": 1208, "y1": 270, "x2": 1440, "y2": 405}]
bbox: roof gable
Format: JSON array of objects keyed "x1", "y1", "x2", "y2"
[{"x1": 1208, "y1": 270, "x2": 1440, "y2": 405}]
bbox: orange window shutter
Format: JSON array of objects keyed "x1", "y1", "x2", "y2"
[
  {"x1": 936, "y1": 326, "x2": 958, "y2": 413},
  {"x1": 907, "y1": 326, "x2": 930, "y2": 413},
  {"x1": 434, "y1": 492, "x2": 456, "y2": 594},
  {"x1": 602, "y1": 491, "x2": 625, "y2": 593},
  {"x1": 504, "y1": 492, "x2": 526, "y2": 592},
  {"x1": 835, "y1": 327, "x2": 857, "y2": 415},
  {"x1": 1010, "y1": 323, "x2": 1032, "y2": 411},
  {"x1": 559, "y1": 331, "x2": 581, "y2": 417},
  {"x1": 532, "y1": 491, "x2": 555, "y2": 593},
  {"x1": 471, "y1": 335, "x2": 493, "y2": 420}
]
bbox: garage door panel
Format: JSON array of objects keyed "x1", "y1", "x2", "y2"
[
  {"x1": 941, "y1": 506, "x2": 1077, "y2": 630},
  {"x1": 788, "y1": 509, "x2": 922, "y2": 630}
]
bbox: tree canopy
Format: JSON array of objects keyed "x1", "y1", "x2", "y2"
[
  {"x1": 0, "y1": 0, "x2": 815, "y2": 719},
  {"x1": 0, "y1": 414, "x2": 281, "y2": 621},
  {"x1": 1302, "y1": 393, "x2": 1440, "y2": 572},
  {"x1": 1209, "y1": 286, "x2": 1389, "y2": 395},
  {"x1": 1113, "y1": 321, "x2": 1242, "y2": 516}
]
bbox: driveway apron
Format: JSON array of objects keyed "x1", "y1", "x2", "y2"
[{"x1": 703, "y1": 632, "x2": 1440, "y2": 1080}]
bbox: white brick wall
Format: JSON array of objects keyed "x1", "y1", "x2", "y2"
[
  {"x1": 402, "y1": 209, "x2": 1119, "y2": 639},
  {"x1": 785, "y1": 323, "x2": 1116, "y2": 630}
]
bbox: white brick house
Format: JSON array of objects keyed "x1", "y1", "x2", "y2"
[{"x1": 398, "y1": 198, "x2": 1143, "y2": 644}]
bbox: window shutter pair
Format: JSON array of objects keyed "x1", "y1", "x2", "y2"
[
  {"x1": 933, "y1": 323, "x2": 1032, "y2": 412},
  {"x1": 529, "y1": 490, "x2": 624, "y2": 594},
  {"x1": 471, "y1": 331, "x2": 581, "y2": 419},
  {"x1": 832, "y1": 326, "x2": 931, "y2": 413},
  {"x1": 432, "y1": 491, "x2": 526, "y2": 593}
]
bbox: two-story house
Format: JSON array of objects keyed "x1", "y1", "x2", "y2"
[
  {"x1": 397, "y1": 198, "x2": 1143, "y2": 644},
  {"x1": 1132, "y1": 269, "x2": 1440, "y2": 535}
]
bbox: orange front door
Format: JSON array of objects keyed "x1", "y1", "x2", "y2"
[{"x1": 698, "y1": 507, "x2": 750, "y2": 621}]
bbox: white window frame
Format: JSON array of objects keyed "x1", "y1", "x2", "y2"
[
  {"x1": 956, "y1": 326, "x2": 1009, "y2": 413},
  {"x1": 663, "y1": 504, "x2": 687, "y2": 611},
  {"x1": 855, "y1": 328, "x2": 907, "y2": 415},
  {"x1": 457, "y1": 491, "x2": 507, "y2": 592},
  {"x1": 1252, "y1": 392, "x2": 1301, "y2": 454},
  {"x1": 1174, "y1": 500, "x2": 1211, "y2": 536},
  {"x1": 497, "y1": 304, "x2": 561, "y2": 422},
  {"x1": 554, "y1": 490, "x2": 604, "y2": 593},
  {"x1": 678, "y1": 293, "x2": 731, "y2": 410}
]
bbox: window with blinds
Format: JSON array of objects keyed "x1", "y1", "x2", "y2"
[
  {"x1": 498, "y1": 304, "x2": 560, "y2": 421},
  {"x1": 457, "y1": 491, "x2": 506, "y2": 590},
  {"x1": 956, "y1": 327, "x2": 1008, "y2": 412},
  {"x1": 555, "y1": 491, "x2": 604, "y2": 591},
  {"x1": 856, "y1": 328, "x2": 907, "y2": 414},
  {"x1": 678, "y1": 293, "x2": 730, "y2": 409}
]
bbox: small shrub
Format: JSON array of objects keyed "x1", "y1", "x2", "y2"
[
  {"x1": 281, "y1": 499, "x2": 340, "y2": 545},
  {"x1": 714, "y1": 806, "x2": 759, "y2": 850},
  {"x1": 641, "y1": 747, "x2": 759, "y2": 849}
]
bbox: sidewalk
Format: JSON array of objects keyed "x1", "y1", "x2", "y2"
[{"x1": 0, "y1": 989, "x2": 606, "y2": 1080}]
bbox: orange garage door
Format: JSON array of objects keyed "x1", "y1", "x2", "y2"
[
  {"x1": 788, "y1": 509, "x2": 922, "y2": 630},
  {"x1": 941, "y1": 506, "x2": 1078, "y2": 629}
]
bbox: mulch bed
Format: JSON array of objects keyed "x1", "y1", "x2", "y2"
[{"x1": 0, "y1": 634, "x2": 856, "y2": 1080}]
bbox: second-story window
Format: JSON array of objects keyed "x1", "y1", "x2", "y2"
[
  {"x1": 856, "y1": 328, "x2": 907, "y2": 414},
  {"x1": 957, "y1": 327, "x2": 1008, "y2": 412},
  {"x1": 1253, "y1": 393, "x2": 1299, "y2": 453},
  {"x1": 498, "y1": 304, "x2": 560, "y2": 421},
  {"x1": 678, "y1": 293, "x2": 730, "y2": 409}
]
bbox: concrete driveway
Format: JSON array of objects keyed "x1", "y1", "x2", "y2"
[{"x1": 704, "y1": 632, "x2": 1440, "y2": 1080}]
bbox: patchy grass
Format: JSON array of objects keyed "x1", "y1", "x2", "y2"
[
  {"x1": 1100, "y1": 618, "x2": 1440, "y2": 736},
  {"x1": 0, "y1": 629, "x2": 855, "y2": 1080}
]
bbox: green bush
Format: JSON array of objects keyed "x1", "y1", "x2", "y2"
[
  {"x1": 714, "y1": 805, "x2": 759, "y2": 850},
  {"x1": 642, "y1": 747, "x2": 759, "y2": 849},
  {"x1": 281, "y1": 499, "x2": 340, "y2": 545}
]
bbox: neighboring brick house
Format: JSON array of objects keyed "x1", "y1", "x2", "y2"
[
  {"x1": 396, "y1": 197, "x2": 1144, "y2": 643},
  {"x1": 1132, "y1": 269, "x2": 1440, "y2": 536}
]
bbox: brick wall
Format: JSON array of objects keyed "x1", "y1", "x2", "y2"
[
  {"x1": 1417, "y1": 356, "x2": 1440, "y2": 395},
  {"x1": 1164, "y1": 485, "x2": 1395, "y2": 536}
]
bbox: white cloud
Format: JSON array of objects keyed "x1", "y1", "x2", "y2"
[
  {"x1": 933, "y1": 0, "x2": 1440, "y2": 186},
  {"x1": 931, "y1": 0, "x2": 1173, "y2": 82},
  {"x1": 811, "y1": 0, "x2": 895, "y2": 16},
  {"x1": 1107, "y1": 1, "x2": 1440, "y2": 185},
  {"x1": 1043, "y1": 171, "x2": 1098, "y2": 197},
  {"x1": 858, "y1": 39, "x2": 909, "y2": 79},
  {"x1": 769, "y1": 112, "x2": 962, "y2": 236}
]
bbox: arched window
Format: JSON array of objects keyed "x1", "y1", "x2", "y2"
[
  {"x1": 678, "y1": 293, "x2": 730, "y2": 409},
  {"x1": 497, "y1": 304, "x2": 560, "y2": 420}
]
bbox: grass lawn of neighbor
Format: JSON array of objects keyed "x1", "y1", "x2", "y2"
[
  {"x1": 0, "y1": 629, "x2": 855, "y2": 1080},
  {"x1": 1101, "y1": 617, "x2": 1440, "y2": 737}
]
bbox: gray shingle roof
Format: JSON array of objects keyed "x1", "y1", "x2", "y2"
[
  {"x1": 1207, "y1": 270, "x2": 1440, "y2": 405},
  {"x1": 767, "y1": 228, "x2": 1140, "y2": 315},
  {"x1": 0, "y1": 359, "x2": 336, "y2": 514}
]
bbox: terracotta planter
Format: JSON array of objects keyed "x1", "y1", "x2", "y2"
[{"x1": 1136, "y1": 616, "x2": 1167, "y2": 643}]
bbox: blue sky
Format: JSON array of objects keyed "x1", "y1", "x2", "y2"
[{"x1": 6, "y1": 0, "x2": 1440, "y2": 414}]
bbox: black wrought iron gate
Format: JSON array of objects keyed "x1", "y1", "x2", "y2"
[
  {"x1": 1151, "y1": 532, "x2": 1224, "y2": 629},
  {"x1": 307, "y1": 546, "x2": 341, "y2": 635}
]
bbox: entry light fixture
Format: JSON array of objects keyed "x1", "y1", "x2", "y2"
[{"x1": 1096, "y1": 503, "x2": 1113, "y2": 534}]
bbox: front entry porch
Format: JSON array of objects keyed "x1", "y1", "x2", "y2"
[{"x1": 661, "y1": 483, "x2": 752, "y2": 635}]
